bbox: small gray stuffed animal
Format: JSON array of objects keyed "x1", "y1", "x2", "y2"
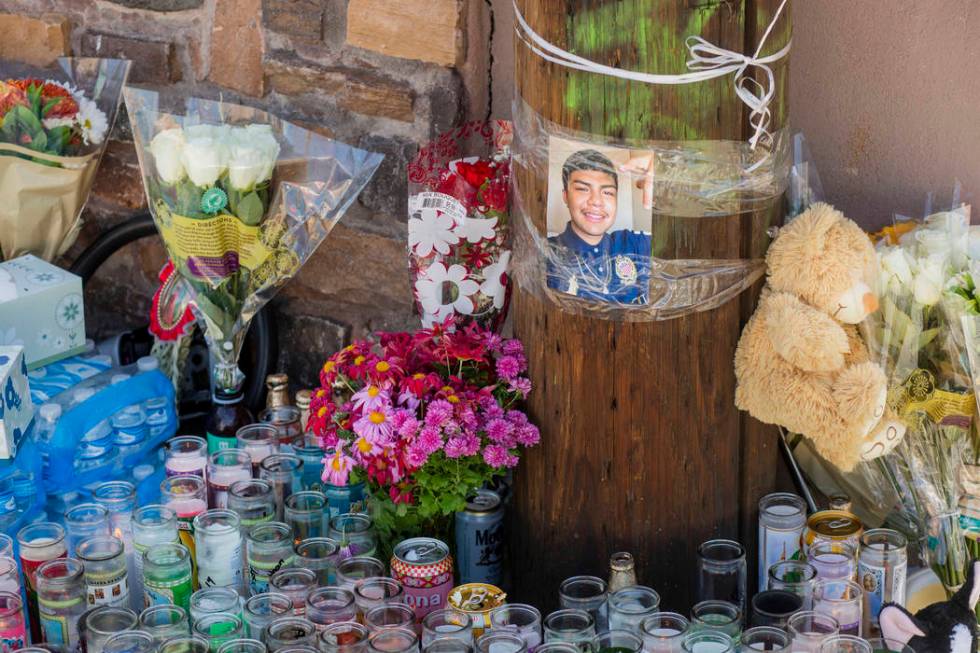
[{"x1": 880, "y1": 560, "x2": 980, "y2": 653}]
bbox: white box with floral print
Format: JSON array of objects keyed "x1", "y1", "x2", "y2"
[
  {"x1": 0, "y1": 255, "x2": 86, "y2": 369},
  {"x1": 0, "y1": 346, "x2": 33, "y2": 458}
]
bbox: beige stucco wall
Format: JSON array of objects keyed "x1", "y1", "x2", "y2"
[{"x1": 491, "y1": 0, "x2": 980, "y2": 231}]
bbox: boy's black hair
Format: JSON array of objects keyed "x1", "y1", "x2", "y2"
[{"x1": 562, "y1": 149, "x2": 618, "y2": 191}]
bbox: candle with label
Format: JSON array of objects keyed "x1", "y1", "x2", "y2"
[{"x1": 194, "y1": 510, "x2": 244, "y2": 594}]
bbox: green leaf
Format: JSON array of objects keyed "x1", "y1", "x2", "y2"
[{"x1": 236, "y1": 192, "x2": 264, "y2": 226}]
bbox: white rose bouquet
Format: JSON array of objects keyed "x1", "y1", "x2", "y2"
[{"x1": 124, "y1": 88, "x2": 384, "y2": 392}]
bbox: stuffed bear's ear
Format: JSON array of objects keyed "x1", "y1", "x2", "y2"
[
  {"x1": 880, "y1": 604, "x2": 927, "y2": 646},
  {"x1": 766, "y1": 202, "x2": 842, "y2": 280},
  {"x1": 953, "y1": 559, "x2": 980, "y2": 610}
]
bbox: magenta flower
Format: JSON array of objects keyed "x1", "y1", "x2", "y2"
[
  {"x1": 495, "y1": 355, "x2": 521, "y2": 381},
  {"x1": 508, "y1": 377, "x2": 532, "y2": 396},
  {"x1": 501, "y1": 339, "x2": 524, "y2": 357},
  {"x1": 515, "y1": 423, "x2": 540, "y2": 447},
  {"x1": 483, "y1": 444, "x2": 519, "y2": 468},
  {"x1": 322, "y1": 447, "x2": 355, "y2": 486},
  {"x1": 444, "y1": 437, "x2": 467, "y2": 459},
  {"x1": 406, "y1": 444, "x2": 430, "y2": 468},
  {"x1": 424, "y1": 399, "x2": 454, "y2": 427},
  {"x1": 351, "y1": 385, "x2": 390, "y2": 412},
  {"x1": 485, "y1": 418, "x2": 514, "y2": 445},
  {"x1": 417, "y1": 426, "x2": 443, "y2": 455},
  {"x1": 396, "y1": 413, "x2": 420, "y2": 440},
  {"x1": 459, "y1": 433, "x2": 480, "y2": 457}
]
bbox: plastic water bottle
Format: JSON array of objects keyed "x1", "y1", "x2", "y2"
[
  {"x1": 110, "y1": 404, "x2": 148, "y2": 459},
  {"x1": 76, "y1": 419, "x2": 118, "y2": 473},
  {"x1": 35, "y1": 403, "x2": 62, "y2": 446},
  {"x1": 137, "y1": 356, "x2": 170, "y2": 440}
]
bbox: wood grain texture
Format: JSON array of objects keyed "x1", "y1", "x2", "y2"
[{"x1": 510, "y1": 0, "x2": 793, "y2": 611}]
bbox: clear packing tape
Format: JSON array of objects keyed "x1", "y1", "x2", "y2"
[{"x1": 511, "y1": 100, "x2": 791, "y2": 320}]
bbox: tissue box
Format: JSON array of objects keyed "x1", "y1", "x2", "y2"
[
  {"x1": 0, "y1": 346, "x2": 34, "y2": 458},
  {"x1": 0, "y1": 255, "x2": 86, "y2": 369}
]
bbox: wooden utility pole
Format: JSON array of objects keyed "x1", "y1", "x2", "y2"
[{"x1": 509, "y1": 0, "x2": 792, "y2": 611}]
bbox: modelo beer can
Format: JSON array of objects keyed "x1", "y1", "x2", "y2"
[
  {"x1": 391, "y1": 537, "x2": 454, "y2": 621},
  {"x1": 455, "y1": 489, "x2": 504, "y2": 585},
  {"x1": 804, "y1": 510, "x2": 863, "y2": 554},
  {"x1": 758, "y1": 492, "x2": 806, "y2": 592},
  {"x1": 858, "y1": 528, "x2": 907, "y2": 634}
]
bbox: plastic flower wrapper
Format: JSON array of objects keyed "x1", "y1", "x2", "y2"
[
  {"x1": 0, "y1": 57, "x2": 130, "y2": 261},
  {"x1": 124, "y1": 88, "x2": 383, "y2": 393},
  {"x1": 407, "y1": 120, "x2": 513, "y2": 331},
  {"x1": 855, "y1": 208, "x2": 977, "y2": 590}
]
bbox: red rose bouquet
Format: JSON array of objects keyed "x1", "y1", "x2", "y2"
[
  {"x1": 407, "y1": 120, "x2": 513, "y2": 331},
  {"x1": 309, "y1": 318, "x2": 538, "y2": 557}
]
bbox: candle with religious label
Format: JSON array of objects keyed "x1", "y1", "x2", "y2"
[
  {"x1": 77, "y1": 536, "x2": 130, "y2": 608},
  {"x1": 162, "y1": 475, "x2": 208, "y2": 586},
  {"x1": 93, "y1": 482, "x2": 139, "y2": 612},
  {"x1": 207, "y1": 450, "x2": 253, "y2": 510},
  {"x1": 18, "y1": 523, "x2": 68, "y2": 644},
  {"x1": 37, "y1": 558, "x2": 86, "y2": 652},
  {"x1": 194, "y1": 510, "x2": 244, "y2": 594},
  {"x1": 0, "y1": 592, "x2": 26, "y2": 653},
  {"x1": 247, "y1": 522, "x2": 295, "y2": 596},
  {"x1": 144, "y1": 543, "x2": 193, "y2": 611}
]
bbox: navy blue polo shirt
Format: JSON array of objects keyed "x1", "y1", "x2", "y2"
[{"x1": 546, "y1": 224, "x2": 651, "y2": 304}]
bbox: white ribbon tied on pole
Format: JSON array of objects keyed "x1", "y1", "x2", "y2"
[{"x1": 513, "y1": 0, "x2": 791, "y2": 151}]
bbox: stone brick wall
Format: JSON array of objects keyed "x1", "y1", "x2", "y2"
[{"x1": 0, "y1": 0, "x2": 493, "y2": 389}]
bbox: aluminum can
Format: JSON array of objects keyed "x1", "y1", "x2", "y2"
[
  {"x1": 804, "y1": 510, "x2": 863, "y2": 554},
  {"x1": 390, "y1": 538, "x2": 453, "y2": 622},
  {"x1": 455, "y1": 489, "x2": 504, "y2": 585}
]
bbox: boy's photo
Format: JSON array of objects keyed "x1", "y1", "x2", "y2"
[{"x1": 545, "y1": 137, "x2": 654, "y2": 305}]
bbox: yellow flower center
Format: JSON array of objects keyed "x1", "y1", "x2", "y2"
[
  {"x1": 368, "y1": 411, "x2": 386, "y2": 425},
  {"x1": 331, "y1": 455, "x2": 344, "y2": 471},
  {"x1": 441, "y1": 385, "x2": 453, "y2": 393},
  {"x1": 356, "y1": 438, "x2": 373, "y2": 454},
  {"x1": 367, "y1": 386, "x2": 380, "y2": 398},
  {"x1": 354, "y1": 355, "x2": 366, "y2": 366},
  {"x1": 322, "y1": 361, "x2": 335, "y2": 373},
  {"x1": 376, "y1": 361, "x2": 391, "y2": 372},
  {"x1": 317, "y1": 406, "x2": 328, "y2": 418},
  {"x1": 447, "y1": 395, "x2": 460, "y2": 404},
  {"x1": 413, "y1": 373, "x2": 425, "y2": 380},
  {"x1": 315, "y1": 389, "x2": 326, "y2": 399}
]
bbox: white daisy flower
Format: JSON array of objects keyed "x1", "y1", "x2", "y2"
[
  {"x1": 75, "y1": 96, "x2": 109, "y2": 146},
  {"x1": 408, "y1": 207, "x2": 459, "y2": 257}
]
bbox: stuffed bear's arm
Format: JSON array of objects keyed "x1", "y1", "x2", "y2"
[{"x1": 763, "y1": 291, "x2": 850, "y2": 373}]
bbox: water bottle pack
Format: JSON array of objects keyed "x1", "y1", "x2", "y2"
[{"x1": 34, "y1": 356, "x2": 177, "y2": 496}]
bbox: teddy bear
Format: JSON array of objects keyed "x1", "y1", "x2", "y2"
[{"x1": 734, "y1": 202, "x2": 906, "y2": 471}]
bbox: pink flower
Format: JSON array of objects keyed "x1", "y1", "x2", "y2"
[
  {"x1": 495, "y1": 356, "x2": 521, "y2": 381},
  {"x1": 406, "y1": 444, "x2": 430, "y2": 467},
  {"x1": 508, "y1": 377, "x2": 532, "y2": 396},
  {"x1": 353, "y1": 407, "x2": 394, "y2": 443},
  {"x1": 483, "y1": 332, "x2": 503, "y2": 352},
  {"x1": 501, "y1": 339, "x2": 524, "y2": 357},
  {"x1": 483, "y1": 444, "x2": 519, "y2": 468},
  {"x1": 425, "y1": 399, "x2": 454, "y2": 427},
  {"x1": 322, "y1": 448, "x2": 355, "y2": 486},
  {"x1": 485, "y1": 418, "x2": 514, "y2": 445},
  {"x1": 351, "y1": 385, "x2": 389, "y2": 412},
  {"x1": 515, "y1": 423, "x2": 540, "y2": 447},
  {"x1": 459, "y1": 434, "x2": 480, "y2": 456},
  {"x1": 417, "y1": 426, "x2": 443, "y2": 454},
  {"x1": 396, "y1": 413, "x2": 420, "y2": 440},
  {"x1": 444, "y1": 437, "x2": 468, "y2": 459},
  {"x1": 352, "y1": 435, "x2": 382, "y2": 459}
]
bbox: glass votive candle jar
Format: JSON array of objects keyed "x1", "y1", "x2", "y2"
[
  {"x1": 162, "y1": 475, "x2": 208, "y2": 569},
  {"x1": 542, "y1": 609, "x2": 596, "y2": 651},
  {"x1": 85, "y1": 605, "x2": 139, "y2": 653},
  {"x1": 159, "y1": 635, "x2": 211, "y2": 653},
  {"x1": 0, "y1": 555, "x2": 19, "y2": 595},
  {"x1": 266, "y1": 616, "x2": 317, "y2": 652},
  {"x1": 259, "y1": 406, "x2": 304, "y2": 451},
  {"x1": 307, "y1": 587, "x2": 357, "y2": 631},
  {"x1": 786, "y1": 611, "x2": 840, "y2": 653},
  {"x1": 640, "y1": 612, "x2": 690, "y2": 653},
  {"x1": 690, "y1": 601, "x2": 740, "y2": 638},
  {"x1": 607, "y1": 586, "x2": 660, "y2": 633},
  {"x1": 680, "y1": 631, "x2": 734, "y2": 653},
  {"x1": 0, "y1": 591, "x2": 25, "y2": 651},
  {"x1": 424, "y1": 639, "x2": 472, "y2": 653},
  {"x1": 0, "y1": 533, "x2": 13, "y2": 559},
  {"x1": 533, "y1": 645, "x2": 578, "y2": 653},
  {"x1": 594, "y1": 630, "x2": 642, "y2": 653},
  {"x1": 270, "y1": 568, "x2": 318, "y2": 616},
  {"x1": 237, "y1": 424, "x2": 281, "y2": 475},
  {"x1": 320, "y1": 621, "x2": 371, "y2": 653},
  {"x1": 166, "y1": 436, "x2": 209, "y2": 477},
  {"x1": 369, "y1": 626, "x2": 419, "y2": 653},
  {"x1": 739, "y1": 627, "x2": 790, "y2": 653},
  {"x1": 354, "y1": 578, "x2": 405, "y2": 618},
  {"x1": 247, "y1": 522, "x2": 296, "y2": 596},
  {"x1": 217, "y1": 639, "x2": 269, "y2": 653},
  {"x1": 144, "y1": 542, "x2": 194, "y2": 612},
  {"x1": 194, "y1": 510, "x2": 245, "y2": 595},
  {"x1": 295, "y1": 538, "x2": 340, "y2": 586},
  {"x1": 18, "y1": 522, "x2": 68, "y2": 644},
  {"x1": 229, "y1": 480, "x2": 276, "y2": 532},
  {"x1": 65, "y1": 503, "x2": 111, "y2": 555},
  {"x1": 813, "y1": 580, "x2": 863, "y2": 636},
  {"x1": 807, "y1": 542, "x2": 857, "y2": 583},
  {"x1": 191, "y1": 587, "x2": 243, "y2": 625},
  {"x1": 336, "y1": 556, "x2": 386, "y2": 592},
  {"x1": 864, "y1": 639, "x2": 914, "y2": 653},
  {"x1": 77, "y1": 535, "x2": 130, "y2": 608},
  {"x1": 37, "y1": 558, "x2": 87, "y2": 653},
  {"x1": 243, "y1": 592, "x2": 293, "y2": 640},
  {"x1": 768, "y1": 560, "x2": 817, "y2": 610},
  {"x1": 329, "y1": 514, "x2": 377, "y2": 559},
  {"x1": 488, "y1": 604, "x2": 542, "y2": 651},
  {"x1": 750, "y1": 590, "x2": 802, "y2": 629},
  {"x1": 423, "y1": 609, "x2": 474, "y2": 648},
  {"x1": 193, "y1": 612, "x2": 245, "y2": 651},
  {"x1": 208, "y1": 449, "x2": 254, "y2": 510},
  {"x1": 140, "y1": 604, "x2": 192, "y2": 642},
  {"x1": 104, "y1": 630, "x2": 157, "y2": 653},
  {"x1": 817, "y1": 635, "x2": 872, "y2": 653},
  {"x1": 285, "y1": 492, "x2": 327, "y2": 542},
  {"x1": 476, "y1": 632, "x2": 527, "y2": 653},
  {"x1": 558, "y1": 577, "x2": 607, "y2": 632},
  {"x1": 366, "y1": 604, "x2": 417, "y2": 633},
  {"x1": 133, "y1": 505, "x2": 180, "y2": 598},
  {"x1": 260, "y1": 455, "x2": 305, "y2": 521},
  {"x1": 695, "y1": 540, "x2": 747, "y2": 619}
]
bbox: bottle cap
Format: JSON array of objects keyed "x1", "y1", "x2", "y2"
[
  {"x1": 39, "y1": 403, "x2": 62, "y2": 421},
  {"x1": 295, "y1": 389, "x2": 312, "y2": 409},
  {"x1": 137, "y1": 356, "x2": 159, "y2": 372}
]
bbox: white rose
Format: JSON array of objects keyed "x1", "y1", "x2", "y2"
[
  {"x1": 181, "y1": 130, "x2": 228, "y2": 188},
  {"x1": 244, "y1": 124, "x2": 280, "y2": 182},
  {"x1": 149, "y1": 128, "x2": 186, "y2": 184},
  {"x1": 912, "y1": 256, "x2": 945, "y2": 306},
  {"x1": 227, "y1": 142, "x2": 269, "y2": 191},
  {"x1": 879, "y1": 247, "x2": 913, "y2": 286}
]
